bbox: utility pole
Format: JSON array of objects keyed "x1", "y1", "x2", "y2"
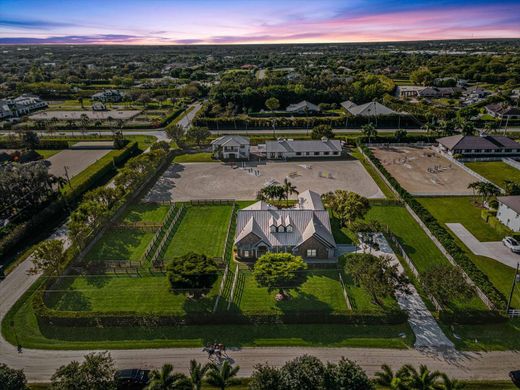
[{"x1": 506, "y1": 262, "x2": 520, "y2": 314}]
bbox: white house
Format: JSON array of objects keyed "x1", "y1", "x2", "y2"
[
  {"x1": 497, "y1": 196, "x2": 520, "y2": 232},
  {"x1": 436, "y1": 134, "x2": 520, "y2": 157},
  {"x1": 211, "y1": 135, "x2": 250, "y2": 160},
  {"x1": 91, "y1": 89, "x2": 124, "y2": 103},
  {"x1": 0, "y1": 94, "x2": 47, "y2": 119},
  {"x1": 265, "y1": 138, "x2": 342, "y2": 159}
]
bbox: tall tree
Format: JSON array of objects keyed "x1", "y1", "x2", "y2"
[
  {"x1": 249, "y1": 363, "x2": 282, "y2": 390},
  {"x1": 29, "y1": 239, "x2": 67, "y2": 276},
  {"x1": 323, "y1": 357, "x2": 374, "y2": 390},
  {"x1": 188, "y1": 360, "x2": 210, "y2": 390},
  {"x1": 187, "y1": 126, "x2": 210, "y2": 147},
  {"x1": 265, "y1": 97, "x2": 280, "y2": 112},
  {"x1": 279, "y1": 355, "x2": 325, "y2": 390},
  {"x1": 311, "y1": 124, "x2": 334, "y2": 140},
  {"x1": 400, "y1": 364, "x2": 442, "y2": 390},
  {"x1": 282, "y1": 178, "x2": 298, "y2": 206},
  {"x1": 423, "y1": 265, "x2": 475, "y2": 306},
  {"x1": 51, "y1": 352, "x2": 116, "y2": 390},
  {"x1": 205, "y1": 361, "x2": 240, "y2": 390},
  {"x1": 167, "y1": 252, "x2": 219, "y2": 298},
  {"x1": 145, "y1": 364, "x2": 191, "y2": 390},
  {"x1": 22, "y1": 131, "x2": 40, "y2": 150},
  {"x1": 166, "y1": 124, "x2": 185, "y2": 147},
  {"x1": 345, "y1": 253, "x2": 409, "y2": 307},
  {"x1": 361, "y1": 123, "x2": 377, "y2": 143},
  {"x1": 253, "y1": 253, "x2": 307, "y2": 299},
  {"x1": 374, "y1": 364, "x2": 409, "y2": 390},
  {"x1": 0, "y1": 363, "x2": 29, "y2": 390}
]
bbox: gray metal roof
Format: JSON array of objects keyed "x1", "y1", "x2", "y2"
[
  {"x1": 211, "y1": 135, "x2": 250, "y2": 147},
  {"x1": 345, "y1": 101, "x2": 397, "y2": 117},
  {"x1": 498, "y1": 196, "x2": 520, "y2": 214},
  {"x1": 265, "y1": 139, "x2": 342, "y2": 154},
  {"x1": 286, "y1": 100, "x2": 320, "y2": 112},
  {"x1": 235, "y1": 190, "x2": 335, "y2": 249},
  {"x1": 437, "y1": 135, "x2": 520, "y2": 150}
]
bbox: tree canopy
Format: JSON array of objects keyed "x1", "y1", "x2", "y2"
[
  {"x1": 253, "y1": 252, "x2": 307, "y2": 297},
  {"x1": 167, "y1": 252, "x2": 219, "y2": 297}
]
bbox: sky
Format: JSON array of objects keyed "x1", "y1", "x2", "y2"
[{"x1": 1, "y1": 0, "x2": 520, "y2": 44}]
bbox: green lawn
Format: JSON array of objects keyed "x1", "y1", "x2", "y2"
[
  {"x1": 84, "y1": 229, "x2": 154, "y2": 262},
  {"x1": 46, "y1": 274, "x2": 221, "y2": 314},
  {"x1": 231, "y1": 270, "x2": 350, "y2": 315},
  {"x1": 465, "y1": 161, "x2": 520, "y2": 188},
  {"x1": 417, "y1": 197, "x2": 520, "y2": 309},
  {"x1": 36, "y1": 149, "x2": 61, "y2": 159},
  {"x1": 173, "y1": 152, "x2": 216, "y2": 163},
  {"x1": 122, "y1": 203, "x2": 170, "y2": 224},
  {"x1": 351, "y1": 149, "x2": 396, "y2": 199},
  {"x1": 418, "y1": 197, "x2": 504, "y2": 241},
  {"x1": 2, "y1": 279, "x2": 413, "y2": 350},
  {"x1": 163, "y1": 205, "x2": 232, "y2": 259}
]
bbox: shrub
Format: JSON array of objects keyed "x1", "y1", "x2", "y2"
[{"x1": 167, "y1": 252, "x2": 219, "y2": 297}]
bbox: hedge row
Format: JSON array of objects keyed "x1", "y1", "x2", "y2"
[
  {"x1": 0, "y1": 139, "x2": 69, "y2": 149},
  {"x1": 194, "y1": 115, "x2": 422, "y2": 130},
  {"x1": 359, "y1": 143, "x2": 507, "y2": 311},
  {"x1": 0, "y1": 142, "x2": 138, "y2": 260},
  {"x1": 33, "y1": 289, "x2": 407, "y2": 327},
  {"x1": 439, "y1": 309, "x2": 508, "y2": 325}
]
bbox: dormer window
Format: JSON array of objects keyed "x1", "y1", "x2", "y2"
[
  {"x1": 270, "y1": 225, "x2": 277, "y2": 233},
  {"x1": 286, "y1": 225, "x2": 293, "y2": 233}
]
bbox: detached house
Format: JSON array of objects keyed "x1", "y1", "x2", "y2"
[
  {"x1": 485, "y1": 103, "x2": 520, "y2": 120},
  {"x1": 91, "y1": 89, "x2": 124, "y2": 103},
  {"x1": 286, "y1": 100, "x2": 321, "y2": 114},
  {"x1": 265, "y1": 139, "x2": 342, "y2": 159},
  {"x1": 437, "y1": 134, "x2": 520, "y2": 157},
  {"x1": 497, "y1": 196, "x2": 520, "y2": 232},
  {"x1": 235, "y1": 190, "x2": 337, "y2": 262},
  {"x1": 211, "y1": 135, "x2": 250, "y2": 160}
]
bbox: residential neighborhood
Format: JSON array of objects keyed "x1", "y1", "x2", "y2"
[{"x1": 0, "y1": 7, "x2": 520, "y2": 389}]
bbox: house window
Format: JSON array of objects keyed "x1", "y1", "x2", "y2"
[
  {"x1": 324, "y1": 152, "x2": 330, "y2": 155},
  {"x1": 286, "y1": 225, "x2": 293, "y2": 232},
  {"x1": 314, "y1": 152, "x2": 320, "y2": 156},
  {"x1": 296, "y1": 152, "x2": 302, "y2": 156},
  {"x1": 270, "y1": 225, "x2": 277, "y2": 233},
  {"x1": 333, "y1": 151, "x2": 339, "y2": 155},
  {"x1": 243, "y1": 250, "x2": 250, "y2": 258},
  {"x1": 306, "y1": 249, "x2": 317, "y2": 257}
]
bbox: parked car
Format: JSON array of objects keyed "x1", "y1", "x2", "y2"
[
  {"x1": 502, "y1": 237, "x2": 520, "y2": 253},
  {"x1": 115, "y1": 369, "x2": 150, "y2": 389},
  {"x1": 510, "y1": 370, "x2": 520, "y2": 387}
]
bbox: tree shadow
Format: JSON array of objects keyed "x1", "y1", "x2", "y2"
[
  {"x1": 145, "y1": 164, "x2": 183, "y2": 202},
  {"x1": 275, "y1": 289, "x2": 334, "y2": 315}
]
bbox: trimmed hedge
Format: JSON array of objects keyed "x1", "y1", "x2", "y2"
[
  {"x1": 439, "y1": 309, "x2": 508, "y2": 325},
  {"x1": 359, "y1": 143, "x2": 508, "y2": 310},
  {"x1": 0, "y1": 142, "x2": 138, "y2": 260},
  {"x1": 0, "y1": 139, "x2": 69, "y2": 149},
  {"x1": 33, "y1": 287, "x2": 407, "y2": 327}
]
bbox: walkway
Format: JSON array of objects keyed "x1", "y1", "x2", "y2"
[
  {"x1": 358, "y1": 233, "x2": 454, "y2": 349},
  {"x1": 447, "y1": 223, "x2": 519, "y2": 269}
]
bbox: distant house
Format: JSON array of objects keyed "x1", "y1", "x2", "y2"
[
  {"x1": 211, "y1": 135, "x2": 250, "y2": 160},
  {"x1": 396, "y1": 86, "x2": 426, "y2": 98},
  {"x1": 91, "y1": 89, "x2": 123, "y2": 103},
  {"x1": 234, "y1": 190, "x2": 337, "y2": 262},
  {"x1": 92, "y1": 102, "x2": 107, "y2": 111},
  {"x1": 0, "y1": 94, "x2": 47, "y2": 119},
  {"x1": 418, "y1": 87, "x2": 459, "y2": 98},
  {"x1": 265, "y1": 139, "x2": 342, "y2": 159},
  {"x1": 497, "y1": 196, "x2": 520, "y2": 232},
  {"x1": 286, "y1": 100, "x2": 320, "y2": 114},
  {"x1": 341, "y1": 101, "x2": 397, "y2": 117},
  {"x1": 437, "y1": 134, "x2": 520, "y2": 157},
  {"x1": 485, "y1": 103, "x2": 520, "y2": 120}
]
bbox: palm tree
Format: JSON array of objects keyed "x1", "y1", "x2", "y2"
[
  {"x1": 205, "y1": 361, "x2": 240, "y2": 390},
  {"x1": 145, "y1": 363, "x2": 191, "y2": 390},
  {"x1": 401, "y1": 364, "x2": 442, "y2": 390},
  {"x1": 189, "y1": 360, "x2": 209, "y2": 390},
  {"x1": 282, "y1": 178, "x2": 298, "y2": 206},
  {"x1": 467, "y1": 181, "x2": 480, "y2": 203},
  {"x1": 374, "y1": 364, "x2": 409, "y2": 389},
  {"x1": 440, "y1": 373, "x2": 465, "y2": 390},
  {"x1": 361, "y1": 123, "x2": 377, "y2": 143}
]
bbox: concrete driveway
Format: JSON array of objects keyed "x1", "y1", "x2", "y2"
[{"x1": 446, "y1": 223, "x2": 520, "y2": 268}]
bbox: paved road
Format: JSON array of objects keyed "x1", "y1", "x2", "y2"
[{"x1": 447, "y1": 223, "x2": 520, "y2": 268}]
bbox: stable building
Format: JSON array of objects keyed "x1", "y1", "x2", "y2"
[
  {"x1": 265, "y1": 138, "x2": 342, "y2": 159},
  {"x1": 437, "y1": 134, "x2": 520, "y2": 157}
]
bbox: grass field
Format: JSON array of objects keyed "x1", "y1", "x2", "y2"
[
  {"x1": 36, "y1": 149, "x2": 61, "y2": 158},
  {"x1": 84, "y1": 229, "x2": 154, "y2": 262},
  {"x1": 230, "y1": 270, "x2": 350, "y2": 315},
  {"x1": 163, "y1": 205, "x2": 232, "y2": 259},
  {"x1": 418, "y1": 197, "x2": 504, "y2": 241},
  {"x1": 122, "y1": 203, "x2": 170, "y2": 224},
  {"x1": 417, "y1": 197, "x2": 520, "y2": 309},
  {"x1": 2, "y1": 278, "x2": 413, "y2": 350},
  {"x1": 351, "y1": 149, "x2": 396, "y2": 199},
  {"x1": 46, "y1": 274, "x2": 222, "y2": 314},
  {"x1": 465, "y1": 161, "x2": 520, "y2": 188},
  {"x1": 173, "y1": 152, "x2": 216, "y2": 163}
]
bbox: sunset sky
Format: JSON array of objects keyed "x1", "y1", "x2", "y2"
[{"x1": 1, "y1": 0, "x2": 519, "y2": 44}]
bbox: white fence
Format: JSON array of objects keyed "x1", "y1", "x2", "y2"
[{"x1": 503, "y1": 157, "x2": 520, "y2": 171}]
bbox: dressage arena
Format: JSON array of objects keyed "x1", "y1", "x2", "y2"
[
  {"x1": 370, "y1": 146, "x2": 476, "y2": 195},
  {"x1": 145, "y1": 160, "x2": 385, "y2": 202}
]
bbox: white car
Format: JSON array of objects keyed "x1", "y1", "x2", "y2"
[{"x1": 502, "y1": 236, "x2": 520, "y2": 253}]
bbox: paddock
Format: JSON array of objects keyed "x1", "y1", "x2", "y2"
[
  {"x1": 370, "y1": 146, "x2": 476, "y2": 196},
  {"x1": 145, "y1": 160, "x2": 385, "y2": 202}
]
